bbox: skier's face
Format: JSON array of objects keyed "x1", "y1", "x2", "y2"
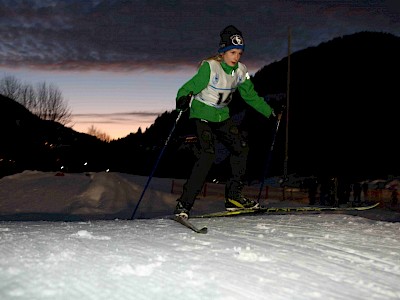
[{"x1": 222, "y1": 49, "x2": 243, "y2": 67}]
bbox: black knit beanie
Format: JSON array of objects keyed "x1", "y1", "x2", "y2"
[{"x1": 218, "y1": 25, "x2": 245, "y2": 53}]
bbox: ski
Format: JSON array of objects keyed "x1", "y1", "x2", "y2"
[
  {"x1": 172, "y1": 215, "x2": 208, "y2": 234},
  {"x1": 192, "y1": 202, "x2": 380, "y2": 218}
]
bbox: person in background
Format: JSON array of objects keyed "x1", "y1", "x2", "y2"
[
  {"x1": 362, "y1": 181, "x2": 369, "y2": 203},
  {"x1": 174, "y1": 25, "x2": 276, "y2": 218},
  {"x1": 306, "y1": 177, "x2": 318, "y2": 205},
  {"x1": 352, "y1": 182, "x2": 362, "y2": 206},
  {"x1": 390, "y1": 189, "x2": 398, "y2": 208}
]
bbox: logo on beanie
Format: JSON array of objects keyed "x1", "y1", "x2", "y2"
[
  {"x1": 218, "y1": 25, "x2": 245, "y2": 53},
  {"x1": 231, "y1": 35, "x2": 243, "y2": 46}
]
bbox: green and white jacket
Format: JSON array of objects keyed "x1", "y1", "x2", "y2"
[{"x1": 176, "y1": 59, "x2": 273, "y2": 122}]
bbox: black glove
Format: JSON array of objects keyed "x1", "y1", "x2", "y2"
[
  {"x1": 272, "y1": 104, "x2": 286, "y2": 118},
  {"x1": 264, "y1": 96, "x2": 286, "y2": 115},
  {"x1": 176, "y1": 92, "x2": 193, "y2": 111}
]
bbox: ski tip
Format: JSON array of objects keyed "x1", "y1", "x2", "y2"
[
  {"x1": 352, "y1": 202, "x2": 380, "y2": 210},
  {"x1": 198, "y1": 227, "x2": 208, "y2": 234},
  {"x1": 172, "y1": 215, "x2": 208, "y2": 234}
]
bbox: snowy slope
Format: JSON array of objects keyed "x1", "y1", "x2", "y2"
[{"x1": 0, "y1": 171, "x2": 399, "y2": 299}]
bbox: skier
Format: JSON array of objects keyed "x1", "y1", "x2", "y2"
[{"x1": 174, "y1": 25, "x2": 275, "y2": 218}]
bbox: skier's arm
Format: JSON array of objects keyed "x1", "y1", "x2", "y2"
[
  {"x1": 176, "y1": 61, "x2": 210, "y2": 104},
  {"x1": 238, "y1": 77, "x2": 274, "y2": 118}
]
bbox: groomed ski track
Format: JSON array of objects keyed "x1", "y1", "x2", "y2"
[{"x1": 1, "y1": 213, "x2": 400, "y2": 299}]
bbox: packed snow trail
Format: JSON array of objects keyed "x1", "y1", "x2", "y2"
[
  {"x1": 1, "y1": 171, "x2": 399, "y2": 299},
  {"x1": 1, "y1": 214, "x2": 399, "y2": 300}
]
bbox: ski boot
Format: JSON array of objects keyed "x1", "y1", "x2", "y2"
[
  {"x1": 225, "y1": 195, "x2": 259, "y2": 211},
  {"x1": 174, "y1": 200, "x2": 191, "y2": 219}
]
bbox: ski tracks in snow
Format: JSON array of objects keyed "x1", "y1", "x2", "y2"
[{"x1": 0, "y1": 215, "x2": 399, "y2": 299}]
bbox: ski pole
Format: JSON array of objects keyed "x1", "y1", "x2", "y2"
[
  {"x1": 130, "y1": 93, "x2": 192, "y2": 220},
  {"x1": 257, "y1": 110, "x2": 283, "y2": 203}
]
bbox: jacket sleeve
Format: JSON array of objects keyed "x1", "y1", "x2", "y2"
[
  {"x1": 176, "y1": 61, "x2": 210, "y2": 101},
  {"x1": 238, "y1": 78, "x2": 274, "y2": 118}
]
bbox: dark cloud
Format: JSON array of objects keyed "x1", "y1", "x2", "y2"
[{"x1": 0, "y1": 0, "x2": 398, "y2": 71}]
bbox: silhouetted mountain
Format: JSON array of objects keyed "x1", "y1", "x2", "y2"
[{"x1": 249, "y1": 31, "x2": 399, "y2": 181}]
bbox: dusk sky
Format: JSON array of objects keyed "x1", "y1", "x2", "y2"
[{"x1": 1, "y1": 0, "x2": 399, "y2": 139}]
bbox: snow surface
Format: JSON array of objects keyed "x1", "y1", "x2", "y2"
[{"x1": 0, "y1": 171, "x2": 400, "y2": 300}]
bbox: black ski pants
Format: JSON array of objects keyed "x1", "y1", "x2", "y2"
[{"x1": 179, "y1": 118, "x2": 249, "y2": 209}]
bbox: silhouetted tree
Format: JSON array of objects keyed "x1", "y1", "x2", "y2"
[
  {"x1": 87, "y1": 125, "x2": 111, "y2": 142},
  {"x1": 34, "y1": 82, "x2": 72, "y2": 125},
  {"x1": 0, "y1": 75, "x2": 72, "y2": 125}
]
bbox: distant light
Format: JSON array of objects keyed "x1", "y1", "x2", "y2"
[
  {"x1": 61, "y1": 166, "x2": 64, "y2": 170},
  {"x1": 84, "y1": 162, "x2": 88, "y2": 166},
  {"x1": 106, "y1": 169, "x2": 110, "y2": 172}
]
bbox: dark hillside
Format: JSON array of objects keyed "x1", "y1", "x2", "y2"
[
  {"x1": 0, "y1": 96, "x2": 44, "y2": 174},
  {"x1": 249, "y1": 31, "x2": 400, "y2": 180},
  {"x1": 0, "y1": 95, "x2": 107, "y2": 177}
]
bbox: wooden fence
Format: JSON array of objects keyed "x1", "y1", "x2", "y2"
[
  {"x1": 171, "y1": 179, "x2": 269, "y2": 199},
  {"x1": 170, "y1": 179, "x2": 396, "y2": 207},
  {"x1": 171, "y1": 180, "x2": 310, "y2": 202}
]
